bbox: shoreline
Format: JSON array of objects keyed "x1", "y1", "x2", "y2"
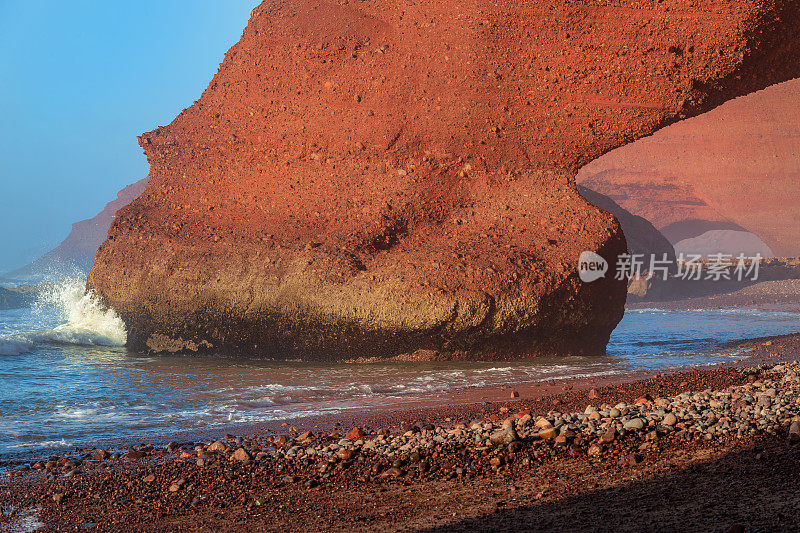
[
  {"x1": 2, "y1": 325, "x2": 796, "y2": 470},
  {"x1": 3, "y1": 332, "x2": 800, "y2": 531}
]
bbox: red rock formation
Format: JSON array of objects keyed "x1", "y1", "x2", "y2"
[
  {"x1": 5, "y1": 179, "x2": 147, "y2": 282},
  {"x1": 89, "y1": 0, "x2": 800, "y2": 358},
  {"x1": 579, "y1": 78, "x2": 800, "y2": 257}
]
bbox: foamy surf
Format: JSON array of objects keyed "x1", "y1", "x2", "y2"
[{"x1": 0, "y1": 278, "x2": 126, "y2": 355}]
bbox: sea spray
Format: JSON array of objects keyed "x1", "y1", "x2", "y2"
[{"x1": 0, "y1": 278, "x2": 126, "y2": 355}]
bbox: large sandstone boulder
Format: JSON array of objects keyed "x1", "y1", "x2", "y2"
[{"x1": 89, "y1": 0, "x2": 800, "y2": 358}]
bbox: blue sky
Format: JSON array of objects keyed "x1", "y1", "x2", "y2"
[{"x1": 0, "y1": 1, "x2": 258, "y2": 272}]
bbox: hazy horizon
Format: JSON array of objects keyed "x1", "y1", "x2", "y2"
[{"x1": 0, "y1": 1, "x2": 258, "y2": 273}]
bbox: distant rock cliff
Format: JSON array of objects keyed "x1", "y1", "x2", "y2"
[
  {"x1": 4, "y1": 179, "x2": 147, "y2": 282},
  {"x1": 579, "y1": 78, "x2": 800, "y2": 257},
  {"x1": 577, "y1": 186, "x2": 675, "y2": 263},
  {"x1": 90, "y1": 0, "x2": 800, "y2": 359}
]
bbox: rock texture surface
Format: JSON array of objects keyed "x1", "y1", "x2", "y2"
[
  {"x1": 5, "y1": 178, "x2": 147, "y2": 282},
  {"x1": 579, "y1": 78, "x2": 800, "y2": 256},
  {"x1": 90, "y1": 0, "x2": 800, "y2": 358}
]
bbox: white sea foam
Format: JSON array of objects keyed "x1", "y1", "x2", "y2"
[{"x1": 0, "y1": 278, "x2": 126, "y2": 355}]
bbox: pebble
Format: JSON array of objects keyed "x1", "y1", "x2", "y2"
[
  {"x1": 346, "y1": 427, "x2": 366, "y2": 440},
  {"x1": 92, "y1": 449, "x2": 110, "y2": 461},
  {"x1": 599, "y1": 427, "x2": 616, "y2": 444},
  {"x1": 623, "y1": 418, "x2": 645, "y2": 431},
  {"x1": 489, "y1": 427, "x2": 518, "y2": 446},
  {"x1": 537, "y1": 427, "x2": 557, "y2": 440},
  {"x1": 789, "y1": 420, "x2": 800, "y2": 444},
  {"x1": 232, "y1": 448, "x2": 251, "y2": 462},
  {"x1": 208, "y1": 441, "x2": 226, "y2": 453}
]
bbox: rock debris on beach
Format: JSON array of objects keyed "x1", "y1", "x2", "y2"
[
  {"x1": 7, "y1": 360, "x2": 800, "y2": 530},
  {"x1": 9, "y1": 362, "x2": 800, "y2": 487}
]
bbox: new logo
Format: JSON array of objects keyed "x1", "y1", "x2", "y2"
[{"x1": 578, "y1": 251, "x2": 608, "y2": 283}]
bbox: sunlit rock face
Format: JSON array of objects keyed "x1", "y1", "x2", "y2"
[
  {"x1": 90, "y1": 0, "x2": 800, "y2": 358},
  {"x1": 579, "y1": 78, "x2": 800, "y2": 258}
]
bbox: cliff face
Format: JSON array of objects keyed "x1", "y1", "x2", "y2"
[
  {"x1": 579, "y1": 78, "x2": 800, "y2": 257},
  {"x1": 89, "y1": 0, "x2": 800, "y2": 358},
  {"x1": 5, "y1": 179, "x2": 147, "y2": 282}
]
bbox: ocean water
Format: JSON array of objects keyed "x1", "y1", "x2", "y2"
[{"x1": 1, "y1": 279, "x2": 798, "y2": 460}]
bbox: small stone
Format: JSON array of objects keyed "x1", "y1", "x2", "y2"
[
  {"x1": 588, "y1": 388, "x2": 600, "y2": 399},
  {"x1": 599, "y1": 427, "x2": 616, "y2": 444},
  {"x1": 623, "y1": 418, "x2": 645, "y2": 431},
  {"x1": 92, "y1": 449, "x2": 110, "y2": 461},
  {"x1": 587, "y1": 445, "x2": 602, "y2": 456},
  {"x1": 338, "y1": 448, "x2": 354, "y2": 461},
  {"x1": 663, "y1": 413, "x2": 678, "y2": 426},
  {"x1": 490, "y1": 426, "x2": 518, "y2": 446},
  {"x1": 489, "y1": 456, "x2": 504, "y2": 467},
  {"x1": 299, "y1": 431, "x2": 313, "y2": 440},
  {"x1": 52, "y1": 493, "x2": 64, "y2": 503},
  {"x1": 232, "y1": 448, "x2": 251, "y2": 462},
  {"x1": 789, "y1": 421, "x2": 800, "y2": 444},
  {"x1": 538, "y1": 427, "x2": 557, "y2": 440},
  {"x1": 516, "y1": 414, "x2": 533, "y2": 427},
  {"x1": 142, "y1": 474, "x2": 156, "y2": 483},
  {"x1": 634, "y1": 394, "x2": 654, "y2": 405},
  {"x1": 380, "y1": 467, "x2": 403, "y2": 478},
  {"x1": 535, "y1": 418, "x2": 553, "y2": 429},
  {"x1": 208, "y1": 441, "x2": 226, "y2": 452},
  {"x1": 510, "y1": 390, "x2": 520, "y2": 398},
  {"x1": 609, "y1": 408, "x2": 621, "y2": 418},
  {"x1": 619, "y1": 453, "x2": 643, "y2": 466},
  {"x1": 346, "y1": 427, "x2": 366, "y2": 440}
]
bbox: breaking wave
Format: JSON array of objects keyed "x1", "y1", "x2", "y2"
[{"x1": 0, "y1": 278, "x2": 126, "y2": 356}]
